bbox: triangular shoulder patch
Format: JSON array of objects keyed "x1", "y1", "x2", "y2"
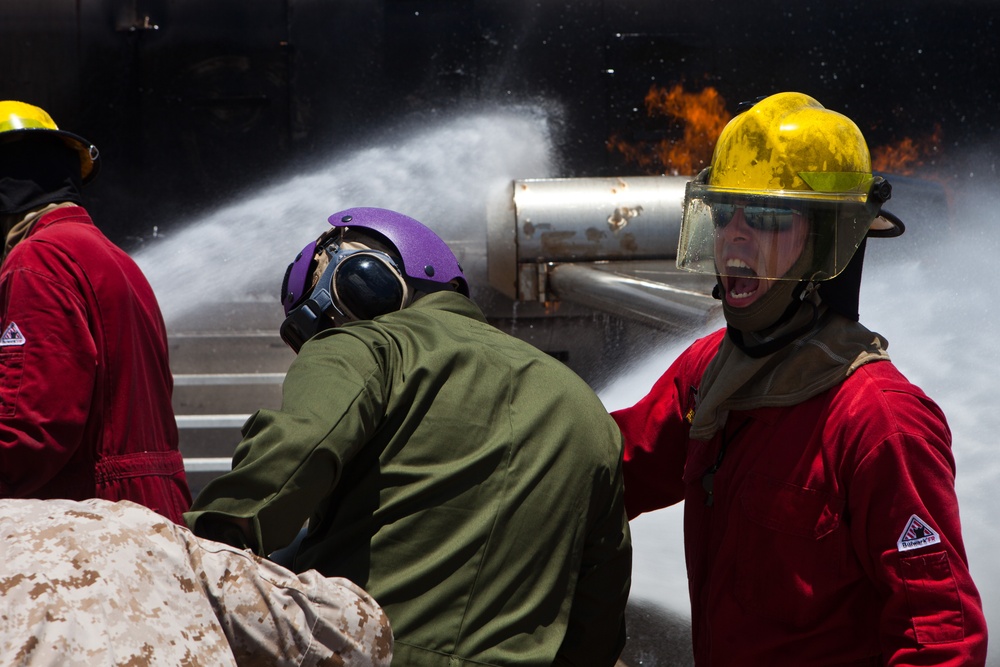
[
  {"x1": 0, "y1": 322, "x2": 26, "y2": 347},
  {"x1": 897, "y1": 514, "x2": 941, "y2": 552}
]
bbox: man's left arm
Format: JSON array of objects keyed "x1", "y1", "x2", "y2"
[{"x1": 852, "y1": 427, "x2": 988, "y2": 666}]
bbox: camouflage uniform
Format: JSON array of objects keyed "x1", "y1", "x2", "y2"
[{"x1": 0, "y1": 498, "x2": 393, "y2": 666}]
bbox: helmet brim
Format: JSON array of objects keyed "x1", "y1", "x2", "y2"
[{"x1": 0, "y1": 128, "x2": 100, "y2": 184}]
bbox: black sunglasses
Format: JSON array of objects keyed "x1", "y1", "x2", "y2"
[{"x1": 710, "y1": 203, "x2": 801, "y2": 232}]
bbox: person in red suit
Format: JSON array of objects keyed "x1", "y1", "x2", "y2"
[
  {"x1": 612, "y1": 92, "x2": 987, "y2": 666},
  {"x1": 0, "y1": 100, "x2": 191, "y2": 523}
]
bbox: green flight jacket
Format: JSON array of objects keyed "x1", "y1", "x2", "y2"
[{"x1": 186, "y1": 291, "x2": 632, "y2": 666}]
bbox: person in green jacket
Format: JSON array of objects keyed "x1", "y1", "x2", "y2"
[{"x1": 185, "y1": 207, "x2": 632, "y2": 667}]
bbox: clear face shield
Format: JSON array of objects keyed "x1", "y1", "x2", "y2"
[{"x1": 676, "y1": 173, "x2": 886, "y2": 291}]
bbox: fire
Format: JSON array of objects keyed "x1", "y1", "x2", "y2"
[
  {"x1": 871, "y1": 124, "x2": 943, "y2": 176},
  {"x1": 611, "y1": 85, "x2": 949, "y2": 183},
  {"x1": 608, "y1": 84, "x2": 731, "y2": 175}
]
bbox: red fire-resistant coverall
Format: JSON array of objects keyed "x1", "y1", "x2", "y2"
[
  {"x1": 0, "y1": 206, "x2": 191, "y2": 523},
  {"x1": 613, "y1": 328, "x2": 987, "y2": 666}
]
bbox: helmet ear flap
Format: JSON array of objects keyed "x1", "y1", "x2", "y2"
[{"x1": 818, "y1": 237, "x2": 868, "y2": 321}]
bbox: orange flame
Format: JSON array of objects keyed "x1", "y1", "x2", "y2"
[
  {"x1": 612, "y1": 85, "x2": 948, "y2": 182},
  {"x1": 608, "y1": 84, "x2": 731, "y2": 175},
  {"x1": 871, "y1": 124, "x2": 943, "y2": 176}
]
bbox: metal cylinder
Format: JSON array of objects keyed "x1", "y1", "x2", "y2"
[
  {"x1": 548, "y1": 262, "x2": 719, "y2": 329},
  {"x1": 487, "y1": 175, "x2": 691, "y2": 301},
  {"x1": 513, "y1": 175, "x2": 688, "y2": 263}
]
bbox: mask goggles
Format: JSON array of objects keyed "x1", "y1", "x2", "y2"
[{"x1": 280, "y1": 230, "x2": 410, "y2": 352}]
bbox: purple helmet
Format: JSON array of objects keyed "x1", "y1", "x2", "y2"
[
  {"x1": 328, "y1": 207, "x2": 469, "y2": 294},
  {"x1": 279, "y1": 207, "x2": 470, "y2": 351}
]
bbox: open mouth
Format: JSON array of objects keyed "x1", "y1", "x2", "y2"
[{"x1": 723, "y1": 258, "x2": 760, "y2": 303}]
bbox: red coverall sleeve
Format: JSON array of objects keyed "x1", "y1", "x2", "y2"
[
  {"x1": 611, "y1": 352, "x2": 695, "y2": 520},
  {"x1": 850, "y1": 427, "x2": 988, "y2": 666},
  {"x1": 0, "y1": 264, "x2": 98, "y2": 496}
]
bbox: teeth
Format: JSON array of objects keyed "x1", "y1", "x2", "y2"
[{"x1": 724, "y1": 257, "x2": 757, "y2": 300}]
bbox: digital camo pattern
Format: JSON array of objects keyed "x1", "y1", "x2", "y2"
[{"x1": 0, "y1": 498, "x2": 392, "y2": 666}]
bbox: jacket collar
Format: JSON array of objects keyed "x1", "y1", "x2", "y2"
[
  {"x1": 25, "y1": 203, "x2": 91, "y2": 237},
  {"x1": 407, "y1": 290, "x2": 487, "y2": 324},
  {"x1": 2, "y1": 203, "x2": 88, "y2": 261}
]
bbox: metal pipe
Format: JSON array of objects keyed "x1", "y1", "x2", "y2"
[
  {"x1": 487, "y1": 175, "x2": 691, "y2": 301},
  {"x1": 513, "y1": 176, "x2": 688, "y2": 263},
  {"x1": 548, "y1": 263, "x2": 720, "y2": 330}
]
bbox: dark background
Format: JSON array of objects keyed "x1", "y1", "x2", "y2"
[{"x1": 3, "y1": 0, "x2": 997, "y2": 247}]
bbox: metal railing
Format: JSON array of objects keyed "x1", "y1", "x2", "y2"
[{"x1": 175, "y1": 371, "x2": 285, "y2": 473}]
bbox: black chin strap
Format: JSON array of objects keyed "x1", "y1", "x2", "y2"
[{"x1": 727, "y1": 283, "x2": 822, "y2": 358}]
